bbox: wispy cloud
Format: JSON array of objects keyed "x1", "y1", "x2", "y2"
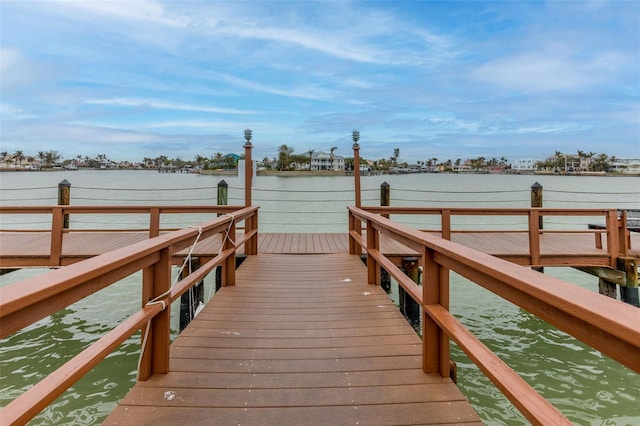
[{"x1": 85, "y1": 98, "x2": 259, "y2": 115}]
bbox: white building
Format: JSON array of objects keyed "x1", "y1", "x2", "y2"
[
  {"x1": 311, "y1": 151, "x2": 345, "y2": 171},
  {"x1": 511, "y1": 159, "x2": 539, "y2": 173},
  {"x1": 610, "y1": 158, "x2": 640, "y2": 174}
]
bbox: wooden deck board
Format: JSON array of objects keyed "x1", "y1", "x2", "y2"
[
  {"x1": 1, "y1": 231, "x2": 636, "y2": 268},
  {"x1": 104, "y1": 254, "x2": 481, "y2": 425}
]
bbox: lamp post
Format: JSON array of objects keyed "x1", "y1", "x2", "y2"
[
  {"x1": 243, "y1": 129, "x2": 253, "y2": 207},
  {"x1": 352, "y1": 130, "x2": 361, "y2": 208}
]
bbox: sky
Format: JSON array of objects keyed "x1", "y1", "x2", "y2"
[{"x1": 1, "y1": 0, "x2": 639, "y2": 164}]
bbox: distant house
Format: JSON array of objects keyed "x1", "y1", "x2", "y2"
[
  {"x1": 311, "y1": 151, "x2": 345, "y2": 171},
  {"x1": 225, "y1": 153, "x2": 240, "y2": 166},
  {"x1": 453, "y1": 160, "x2": 473, "y2": 173},
  {"x1": 511, "y1": 159, "x2": 539, "y2": 173},
  {"x1": 610, "y1": 158, "x2": 640, "y2": 174}
]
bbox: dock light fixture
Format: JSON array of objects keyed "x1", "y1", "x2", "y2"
[
  {"x1": 352, "y1": 130, "x2": 360, "y2": 147},
  {"x1": 244, "y1": 129, "x2": 252, "y2": 146}
]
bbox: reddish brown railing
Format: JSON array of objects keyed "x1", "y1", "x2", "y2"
[
  {"x1": 348, "y1": 206, "x2": 639, "y2": 425},
  {"x1": 356, "y1": 206, "x2": 629, "y2": 266},
  {"x1": 0, "y1": 205, "x2": 256, "y2": 267},
  {"x1": 0, "y1": 205, "x2": 259, "y2": 425}
]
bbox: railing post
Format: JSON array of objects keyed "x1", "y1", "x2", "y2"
[
  {"x1": 149, "y1": 208, "x2": 160, "y2": 238},
  {"x1": 528, "y1": 210, "x2": 541, "y2": 267},
  {"x1": 352, "y1": 130, "x2": 361, "y2": 208},
  {"x1": 380, "y1": 182, "x2": 390, "y2": 219},
  {"x1": 366, "y1": 219, "x2": 379, "y2": 285},
  {"x1": 50, "y1": 207, "x2": 64, "y2": 266},
  {"x1": 441, "y1": 209, "x2": 451, "y2": 240},
  {"x1": 58, "y1": 179, "x2": 70, "y2": 229},
  {"x1": 422, "y1": 247, "x2": 450, "y2": 377},
  {"x1": 605, "y1": 209, "x2": 620, "y2": 268},
  {"x1": 139, "y1": 248, "x2": 172, "y2": 380},
  {"x1": 222, "y1": 218, "x2": 237, "y2": 286}
]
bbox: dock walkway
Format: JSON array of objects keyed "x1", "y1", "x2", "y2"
[
  {"x1": 104, "y1": 253, "x2": 481, "y2": 425},
  {"x1": 2, "y1": 231, "x2": 637, "y2": 268}
]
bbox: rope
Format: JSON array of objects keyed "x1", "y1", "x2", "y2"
[
  {"x1": 546, "y1": 189, "x2": 638, "y2": 195},
  {"x1": 394, "y1": 188, "x2": 527, "y2": 194},
  {"x1": 74, "y1": 186, "x2": 215, "y2": 191},
  {"x1": 136, "y1": 225, "x2": 203, "y2": 377},
  {"x1": 219, "y1": 213, "x2": 237, "y2": 253}
]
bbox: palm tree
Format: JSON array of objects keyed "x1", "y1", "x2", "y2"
[
  {"x1": 213, "y1": 152, "x2": 224, "y2": 168},
  {"x1": 307, "y1": 149, "x2": 314, "y2": 171},
  {"x1": 330, "y1": 147, "x2": 337, "y2": 170},
  {"x1": 13, "y1": 150, "x2": 24, "y2": 166}
]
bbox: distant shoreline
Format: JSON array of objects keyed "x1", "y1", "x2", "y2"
[{"x1": 0, "y1": 168, "x2": 637, "y2": 177}]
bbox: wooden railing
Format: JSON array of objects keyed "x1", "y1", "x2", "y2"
[
  {"x1": 0, "y1": 205, "x2": 259, "y2": 425},
  {"x1": 0, "y1": 204, "x2": 259, "y2": 266},
  {"x1": 356, "y1": 206, "x2": 629, "y2": 266},
  {"x1": 348, "y1": 206, "x2": 639, "y2": 425}
]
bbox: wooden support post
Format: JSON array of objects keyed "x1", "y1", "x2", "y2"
[
  {"x1": 222, "y1": 219, "x2": 237, "y2": 287},
  {"x1": 179, "y1": 257, "x2": 204, "y2": 332},
  {"x1": 618, "y1": 257, "x2": 639, "y2": 307},
  {"x1": 58, "y1": 179, "x2": 70, "y2": 229},
  {"x1": 149, "y1": 208, "x2": 160, "y2": 238},
  {"x1": 380, "y1": 181, "x2": 390, "y2": 219},
  {"x1": 530, "y1": 182, "x2": 543, "y2": 273},
  {"x1": 422, "y1": 247, "x2": 450, "y2": 377},
  {"x1": 139, "y1": 249, "x2": 172, "y2": 380},
  {"x1": 400, "y1": 257, "x2": 421, "y2": 332},
  {"x1": 352, "y1": 130, "x2": 361, "y2": 208},
  {"x1": 366, "y1": 219, "x2": 379, "y2": 285}
]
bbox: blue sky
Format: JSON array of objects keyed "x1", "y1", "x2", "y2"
[{"x1": 1, "y1": 0, "x2": 639, "y2": 164}]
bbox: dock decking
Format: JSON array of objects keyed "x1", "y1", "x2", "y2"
[
  {"x1": 104, "y1": 253, "x2": 481, "y2": 425},
  {"x1": 2, "y1": 231, "x2": 637, "y2": 268}
]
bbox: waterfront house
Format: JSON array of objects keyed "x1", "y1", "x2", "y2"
[{"x1": 311, "y1": 151, "x2": 345, "y2": 171}]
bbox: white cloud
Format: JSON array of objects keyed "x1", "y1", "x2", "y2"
[
  {"x1": 53, "y1": 0, "x2": 187, "y2": 27},
  {"x1": 85, "y1": 98, "x2": 258, "y2": 115},
  {"x1": 0, "y1": 103, "x2": 37, "y2": 120},
  {"x1": 472, "y1": 48, "x2": 627, "y2": 93},
  {"x1": 211, "y1": 73, "x2": 340, "y2": 101}
]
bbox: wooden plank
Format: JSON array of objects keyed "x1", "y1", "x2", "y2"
[
  {"x1": 105, "y1": 253, "x2": 481, "y2": 425},
  {"x1": 1, "y1": 231, "x2": 628, "y2": 268}
]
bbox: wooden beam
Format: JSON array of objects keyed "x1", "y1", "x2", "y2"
[{"x1": 575, "y1": 266, "x2": 626, "y2": 286}]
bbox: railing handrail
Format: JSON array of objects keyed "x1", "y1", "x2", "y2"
[
  {"x1": 0, "y1": 205, "x2": 259, "y2": 425},
  {"x1": 357, "y1": 205, "x2": 626, "y2": 265},
  {"x1": 348, "y1": 205, "x2": 639, "y2": 424}
]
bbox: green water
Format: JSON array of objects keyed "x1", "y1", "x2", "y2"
[{"x1": 1, "y1": 171, "x2": 638, "y2": 424}]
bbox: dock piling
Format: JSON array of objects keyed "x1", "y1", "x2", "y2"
[
  {"x1": 530, "y1": 182, "x2": 544, "y2": 273},
  {"x1": 618, "y1": 257, "x2": 639, "y2": 307},
  {"x1": 179, "y1": 257, "x2": 204, "y2": 332},
  {"x1": 58, "y1": 179, "x2": 71, "y2": 228},
  {"x1": 380, "y1": 182, "x2": 390, "y2": 219},
  {"x1": 217, "y1": 179, "x2": 228, "y2": 216},
  {"x1": 400, "y1": 256, "x2": 421, "y2": 332}
]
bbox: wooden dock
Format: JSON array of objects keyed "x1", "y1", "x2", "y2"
[
  {"x1": 104, "y1": 253, "x2": 481, "y2": 425},
  {"x1": 2, "y1": 230, "x2": 637, "y2": 268}
]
